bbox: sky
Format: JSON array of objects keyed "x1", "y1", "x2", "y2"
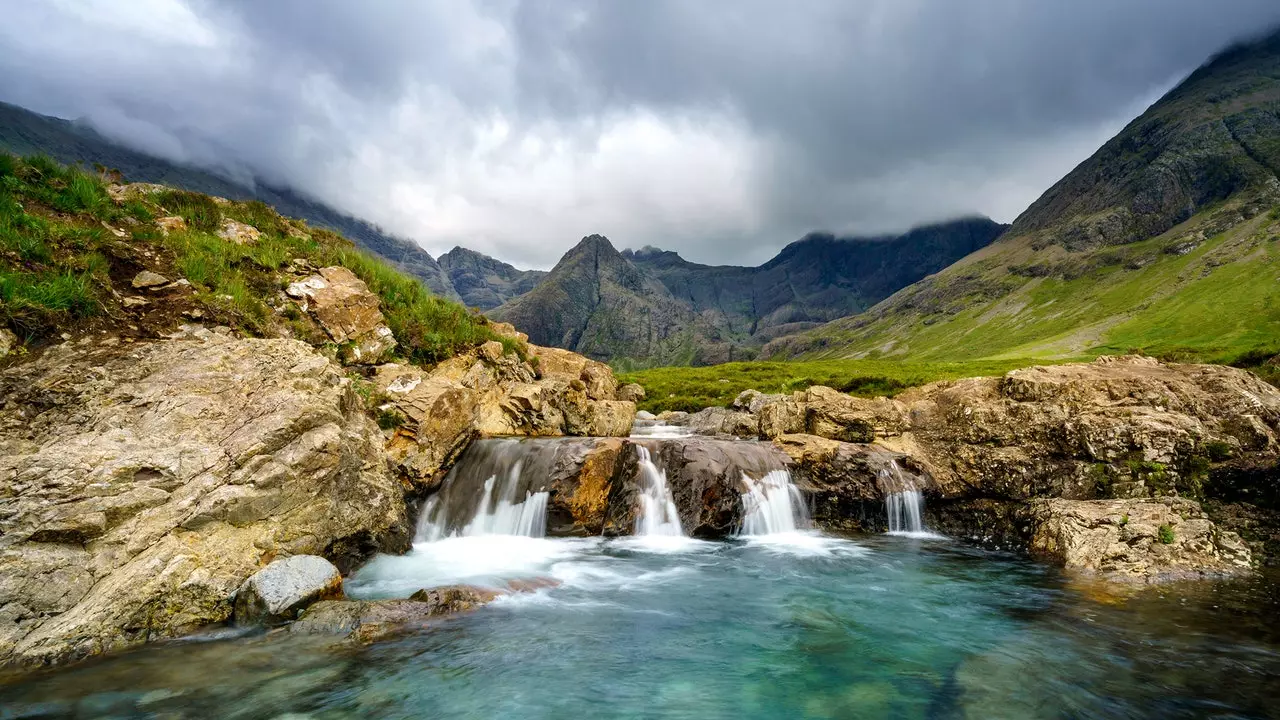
[{"x1": 2, "y1": 1, "x2": 1279, "y2": 269}]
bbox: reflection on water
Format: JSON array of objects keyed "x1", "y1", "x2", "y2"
[{"x1": 3, "y1": 535, "x2": 1279, "y2": 719}]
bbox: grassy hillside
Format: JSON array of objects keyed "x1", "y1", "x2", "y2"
[
  {"x1": 620, "y1": 357, "x2": 1048, "y2": 414},
  {"x1": 764, "y1": 30, "x2": 1280, "y2": 372},
  {"x1": 0, "y1": 100, "x2": 461, "y2": 301},
  {"x1": 0, "y1": 154, "x2": 512, "y2": 365}
]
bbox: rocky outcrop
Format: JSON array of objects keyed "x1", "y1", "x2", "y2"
[
  {"x1": 286, "y1": 266, "x2": 397, "y2": 364},
  {"x1": 0, "y1": 333, "x2": 409, "y2": 668},
  {"x1": 233, "y1": 555, "x2": 344, "y2": 625},
  {"x1": 1029, "y1": 497, "x2": 1252, "y2": 581},
  {"x1": 773, "y1": 434, "x2": 928, "y2": 531},
  {"x1": 373, "y1": 344, "x2": 634, "y2": 489}
]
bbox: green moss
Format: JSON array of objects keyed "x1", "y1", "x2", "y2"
[
  {"x1": 1204, "y1": 440, "x2": 1234, "y2": 462},
  {"x1": 376, "y1": 408, "x2": 407, "y2": 431}
]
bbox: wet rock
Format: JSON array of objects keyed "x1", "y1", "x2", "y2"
[
  {"x1": 1029, "y1": 497, "x2": 1252, "y2": 581},
  {"x1": 131, "y1": 270, "x2": 170, "y2": 289},
  {"x1": 286, "y1": 266, "x2": 396, "y2": 364},
  {"x1": 234, "y1": 556, "x2": 343, "y2": 625},
  {"x1": 0, "y1": 334, "x2": 409, "y2": 669},
  {"x1": 289, "y1": 585, "x2": 503, "y2": 643},
  {"x1": 616, "y1": 383, "x2": 646, "y2": 403}
]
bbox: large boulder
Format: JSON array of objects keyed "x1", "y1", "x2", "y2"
[
  {"x1": 0, "y1": 334, "x2": 408, "y2": 669},
  {"x1": 233, "y1": 555, "x2": 343, "y2": 625},
  {"x1": 286, "y1": 266, "x2": 396, "y2": 364},
  {"x1": 616, "y1": 383, "x2": 646, "y2": 403},
  {"x1": 1029, "y1": 497, "x2": 1252, "y2": 581},
  {"x1": 685, "y1": 406, "x2": 758, "y2": 437},
  {"x1": 530, "y1": 345, "x2": 617, "y2": 401}
]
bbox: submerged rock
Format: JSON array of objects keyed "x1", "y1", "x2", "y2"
[
  {"x1": 289, "y1": 585, "x2": 503, "y2": 643},
  {"x1": 0, "y1": 334, "x2": 409, "y2": 669},
  {"x1": 234, "y1": 556, "x2": 344, "y2": 625}
]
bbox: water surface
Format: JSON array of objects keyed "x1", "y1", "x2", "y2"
[{"x1": 4, "y1": 533, "x2": 1278, "y2": 719}]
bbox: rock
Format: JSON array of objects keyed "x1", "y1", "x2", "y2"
[
  {"x1": 1029, "y1": 497, "x2": 1252, "y2": 581},
  {"x1": 286, "y1": 266, "x2": 396, "y2": 364},
  {"x1": 531, "y1": 345, "x2": 617, "y2": 401},
  {"x1": 478, "y1": 340, "x2": 504, "y2": 362},
  {"x1": 289, "y1": 585, "x2": 503, "y2": 643},
  {"x1": 216, "y1": 219, "x2": 261, "y2": 245},
  {"x1": 373, "y1": 364, "x2": 478, "y2": 489},
  {"x1": 733, "y1": 389, "x2": 782, "y2": 414},
  {"x1": 657, "y1": 411, "x2": 690, "y2": 425},
  {"x1": 636, "y1": 410, "x2": 656, "y2": 421},
  {"x1": 758, "y1": 395, "x2": 806, "y2": 438},
  {"x1": 487, "y1": 321, "x2": 528, "y2": 344},
  {"x1": 685, "y1": 406, "x2": 758, "y2": 437},
  {"x1": 584, "y1": 400, "x2": 636, "y2": 437},
  {"x1": 233, "y1": 555, "x2": 343, "y2": 625},
  {"x1": 773, "y1": 434, "x2": 929, "y2": 531},
  {"x1": 0, "y1": 328, "x2": 16, "y2": 358},
  {"x1": 616, "y1": 383, "x2": 646, "y2": 403},
  {"x1": 121, "y1": 296, "x2": 150, "y2": 309},
  {"x1": 131, "y1": 270, "x2": 170, "y2": 289},
  {"x1": 0, "y1": 334, "x2": 409, "y2": 669},
  {"x1": 155, "y1": 216, "x2": 186, "y2": 235}
]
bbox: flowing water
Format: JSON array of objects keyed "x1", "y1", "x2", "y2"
[{"x1": 5, "y1": 441, "x2": 1280, "y2": 719}]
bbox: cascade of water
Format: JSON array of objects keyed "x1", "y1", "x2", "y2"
[
  {"x1": 882, "y1": 460, "x2": 928, "y2": 535},
  {"x1": 630, "y1": 421, "x2": 693, "y2": 438},
  {"x1": 740, "y1": 469, "x2": 811, "y2": 535},
  {"x1": 634, "y1": 445, "x2": 684, "y2": 536},
  {"x1": 416, "y1": 441, "x2": 552, "y2": 541}
]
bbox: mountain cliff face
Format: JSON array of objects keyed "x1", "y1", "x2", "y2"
[
  {"x1": 766, "y1": 29, "x2": 1280, "y2": 364},
  {"x1": 0, "y1": 101, "x2": 461, "y2": 301},
  {"x1": 439, "y1": 246, "x2": 547, "y2": 309},
  {"x1": 490, "y1": 218, "x2": 1005, "y2": 367}
]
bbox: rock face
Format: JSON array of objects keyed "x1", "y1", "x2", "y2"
[
  {"x1": 233, "y1": 555, "x2": 344, "y2": 625},
  {"x1": 0, "y1": 334, "x2": 408, "y2": 668},
  {"x1": 373, "y1": 344, "x2": 634, "y2": 490},
  {"x1": 1029, "y1": 497, "x2": 1252, "y2": 581},
  {"x1": 286, "y1": 266, "x2": 397, "y2": 364},
  {"x1": 711, "y1": 356, "x2": 1280, "y2": 570}
]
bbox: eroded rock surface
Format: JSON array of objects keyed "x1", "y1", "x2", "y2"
[
  {"x1": 287, "y1": 266, "x2": 396, "y2": 364},
  {"x1": 0, "y1": 335, "x2": 408, "y2": 668},
  {"x1": 1029, "y1": 497, "x2": 1252, "y2": 581}
]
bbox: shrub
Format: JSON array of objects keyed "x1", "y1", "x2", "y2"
[{"x1": 1157, "y1": 524, "x2": 1176, "y2": 544}]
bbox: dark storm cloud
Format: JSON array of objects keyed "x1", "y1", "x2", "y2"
[{"x1": 1, "y1": 1, "x2": 1278, "y2": 268}]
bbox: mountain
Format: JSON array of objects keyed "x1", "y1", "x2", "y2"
[
  {"x1": 765, "y1": 29, "x2": 1280, "y2": 364},
  {"x1": 438, "y1": 246, "x2": 547, "y2": 309},
  {"x1": 0, "y1": 100, "x2": 460, "y2": 300},
  {"x1": 490, "y1": 218, "x2": 1006, "y2": 367}
]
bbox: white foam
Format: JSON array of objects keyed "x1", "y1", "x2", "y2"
[{"x1": 742, "y1": 531, "x2": 870, "y2": 558}]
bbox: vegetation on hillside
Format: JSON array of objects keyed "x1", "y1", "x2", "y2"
[
  {"x1": 619, "y1": 357, "x2": 1052, "y2": 414},
  {"x1": 0, "y1": 154, "x2": 514, "y2": 365}
]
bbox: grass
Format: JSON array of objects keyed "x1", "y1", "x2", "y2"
[
  {"x1": 782, "y1": 198, "x2": 1280, "y2": 371},
  {"x1": 0, "y1": 153, "x2": 515, "y2": 366},
  {"x1": 619, "y1": 357, "x2": 1051, "y2": 414}
]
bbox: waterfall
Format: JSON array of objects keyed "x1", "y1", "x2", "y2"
[
  {"x1": 634, "y1": 445, "x2": 684, "y2": 536},
  {"x1": 880, "y1": 460, "x2": 931, "y2": 536},
  {"x1": 416, "y1": 440, "x2": 555, "y2": 541},
  {"x1": 886, "y1": 490, "x2": 925, "y2": 534},
  {"x1": 740, "y1": 469, "x2": 811, "y2": 535}
]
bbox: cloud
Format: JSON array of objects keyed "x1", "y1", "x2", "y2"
[{"x1": 1, "y1": 0, "x2": 1278, "y2": 268}]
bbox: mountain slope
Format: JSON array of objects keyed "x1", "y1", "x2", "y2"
[
  {"x1": 489, "y1": 235, "x2": 734, "y2": 367},
  {"x1": 765, "y1": 29, "x2": 1280, "y2": 364},
  {"x1": 491, "y1": 218, "x2": 1004, "y2": 367},
  {"x1": 439, "y1": 246, "x2": 547, "y2": 309},
  {"x1": 0, "y1": 100, "x2": 460, "y2": 300}
]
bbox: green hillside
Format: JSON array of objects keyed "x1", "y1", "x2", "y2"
[{"x1": 764, "y1": 30, "x2": 1280, "y2": 370}]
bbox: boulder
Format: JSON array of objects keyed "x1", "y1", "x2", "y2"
[
  {"x1": 374, "y1": 364, "x2": 479, "y2": 489},
  {"x1": 286, "y1": 266, "x2": 396, "y2": 364},
  {"x1": 1029, "y1": 497, "x2": 1252, "y2": 581},
  {"x1": 531, "y1": 345, "x2": 617, "y2": 401},
  {"x1": 616, "y1": 383, "x2": 646, "y2": 403},
  {"x1": 289, "y1": 584, "x2": 502, "y2": 643},
  {"x1": 0, "y1": 334, "x2": 409, "y2": 669},
  {"x1": 685, "y1": 406, "x2": 758, "y2": 437},
  {"x1": 216, "y1": 219, "x2": 262, "y2": 245},
  {"x1": 773, "y1": 434, "x2": 929, "y2": 530},
  {"x1": 233, "y1": 555, "x2": 343, "y2": 625},
  {"x1": 733, "y1": 389, "x2": 783, "y2": 414},
  {"x1": 584, "y1": 400, "x2": 636, "y2": 437}
]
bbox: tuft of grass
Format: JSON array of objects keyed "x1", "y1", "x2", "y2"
[
  {"x1": 0, "y1": 269, "x2": 98, "y2": 332},
  {"x1": 155, "y1": 190, "x2": 221, "y2": 232},
  {"x1": 1157, "y1": 524, "x2": 1176, "y2": 544}
]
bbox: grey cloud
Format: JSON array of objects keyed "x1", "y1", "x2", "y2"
[{"x1": 1, "y1": 1, "x2": 1278, "y2": 268}]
